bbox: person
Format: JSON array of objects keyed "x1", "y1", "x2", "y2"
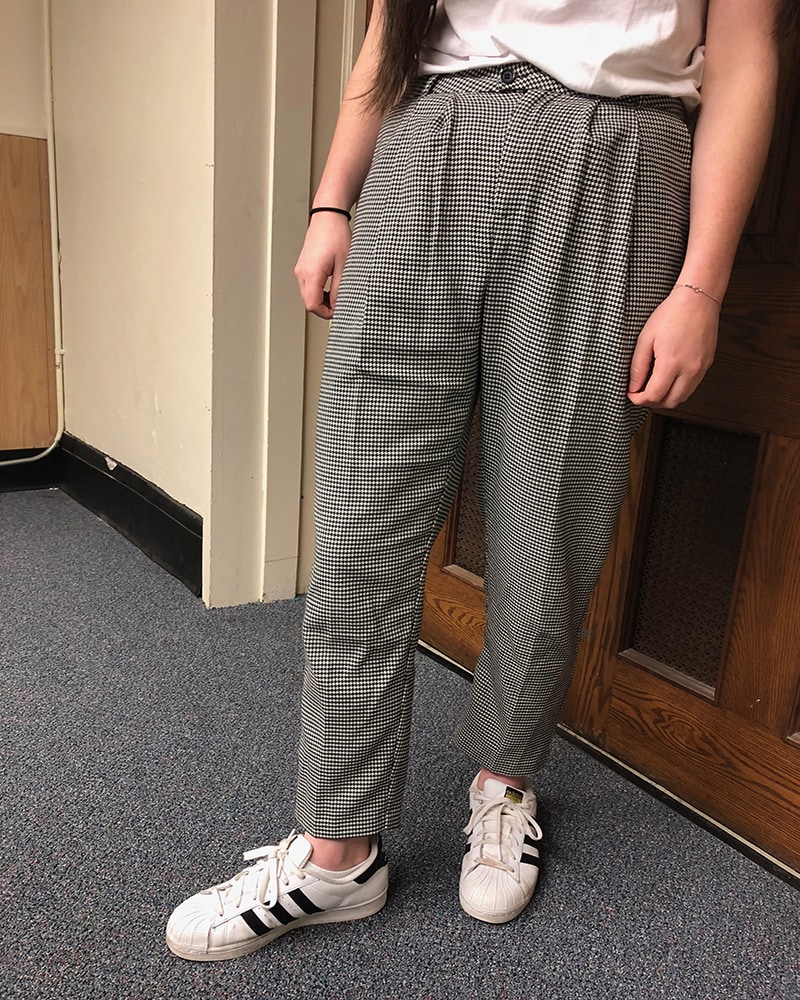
[{"x1": 166, "y1": 0, "x2": 787, "y2": 961}]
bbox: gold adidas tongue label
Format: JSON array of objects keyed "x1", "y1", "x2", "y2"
[{"x1": 504, "y1": 787, "x2": 523, "y2": 804}]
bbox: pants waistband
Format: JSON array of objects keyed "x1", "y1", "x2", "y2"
[{"x1": 416, "y1": 62, "x2": 686, "y2": 116}]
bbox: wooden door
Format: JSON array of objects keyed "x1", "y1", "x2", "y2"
[
  {"x1": 421, "y1": 39, "x2": 800, "y2": 871},
  {"x1": 0, "y1": 134, "x2": 57, "y2": 450}
]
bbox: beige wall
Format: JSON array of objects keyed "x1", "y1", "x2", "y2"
[
  {"x1": 0, "y1": 0, "x2": 47, "y2": 138},
  {"x1": 50, "y1": 0, "x2": 215, "y2": 519},
  {"x1": 22, "y1": 0, "x2": 353, "y2": 603}
]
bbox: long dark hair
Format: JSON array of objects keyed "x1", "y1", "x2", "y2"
[{"x1": 369, "y1": 0, "x2": 437, "y2": 114}]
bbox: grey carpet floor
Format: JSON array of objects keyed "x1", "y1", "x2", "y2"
[{"x1": 1, "y1": 488, "x2": 798, "y2": 1000}]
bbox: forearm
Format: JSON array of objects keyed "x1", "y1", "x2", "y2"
[
  {"x1": 296, "y1": 1, "x2": 389, "y2": 317},
  {"x1": 628, "y1": 0, "x2": 781, "y2": 409},
  {"x1": 677, "y1": 0, "x2": 780, "y2": 301},
  {"x1": 312, "y1": 0, "x2": 389, "y2": 212}
]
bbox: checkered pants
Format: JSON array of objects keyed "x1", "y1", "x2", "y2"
[{"x1": 297, "y1": 63, "x2": 691, "y2": 837}]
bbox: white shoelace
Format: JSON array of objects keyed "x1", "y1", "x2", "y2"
[
  {"x1": 464, "y1": 798, "x2": 543, "y2": 874},
  {"x1": 206, "y1": 832, "x2": 304, "y2": 918}
]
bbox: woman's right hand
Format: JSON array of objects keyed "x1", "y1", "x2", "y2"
[{"x1": 294, "y1": 213, "x2": 353, "y2": 320}]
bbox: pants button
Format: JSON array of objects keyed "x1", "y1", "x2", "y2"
[{"x1": 500, "y1": 67, "x2": 516, "y2": 84}]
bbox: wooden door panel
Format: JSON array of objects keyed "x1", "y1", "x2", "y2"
[
  {"x1": 717, "y1": 433, "x2": 800, "y2": 732},
  {"x1": 607, "y1": 663, "x2": 800, "y2": 869},
  {"x1": 421, "y1": 408, "x2": 486, "y2": 670},
  {"x1": 737, "y1": 33, "x2": 799, "y2": 260},
  {"x1": 677, "y1": 273, "x2": 800, "y2": 438},
  {"x1": 421, "y1": 526, "x2": 485, "y2": 670},
  {"x1": 559, "y1": 409, "x2": 800, "y2": 870}
]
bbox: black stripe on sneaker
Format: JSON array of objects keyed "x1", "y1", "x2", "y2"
[
  {"x1": 288, "y1": 887, "x2": 324, "y2": 915},
  {"x1": 524, "y1": 834, "x2": 542, "y2": 847},
  {"x1": 520, "y1": 854, "x2": 540, "y2": 868},
  {"x1": 354, "y1": 839, "x2": 388, "y2": 884},
  {"x1": 267, "y1": 900, "x2": 297, "y2": 925},
  {"x1": 240, "y1": 908, "x2": 271, "y2": 937}
]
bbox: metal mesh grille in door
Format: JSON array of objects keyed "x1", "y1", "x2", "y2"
[
  {"x1": 454, "y1": 411, "x2": 486, "y2": 578},
  {"x1": 629, "y1": 419, "x2": 760, "y2": 691}
]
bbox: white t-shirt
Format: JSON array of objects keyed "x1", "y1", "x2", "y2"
[{"x1": 419, "y1": 0, "x2": 707, "y2": 109}]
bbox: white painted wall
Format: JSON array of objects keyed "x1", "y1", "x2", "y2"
[
  {"x1": 0, "y1": 0, "x2": 47, "y2": 138},
  {"x1": 50, "y1": 0, "x2": 214, "y2": 518},
  {"x1": 204, "y1": 0, "x2": 315, "y2": 606}
]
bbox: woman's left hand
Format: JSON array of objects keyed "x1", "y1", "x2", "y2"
[{"x1": 627, "y1": 288, "x2": 719, "y2": 409}]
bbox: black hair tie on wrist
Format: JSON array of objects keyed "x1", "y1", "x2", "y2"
[{"x1": 309, "y1": 206, "x2": 352, "y2": 223}]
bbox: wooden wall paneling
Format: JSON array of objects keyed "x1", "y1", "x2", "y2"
[
  {"x1": 0, "y1": 134, "x2": 57, "y2": 450},
  {"x1": 38, "y1": 136, "x2": 57, "y2": 442}
]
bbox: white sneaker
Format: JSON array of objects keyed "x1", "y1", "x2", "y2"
[
  {"x1": 166, "y1": 832, "x2": 388, "y2": 961},
  {"x1": 460, "y1": 776, "x2": 543, "y2": 924}
]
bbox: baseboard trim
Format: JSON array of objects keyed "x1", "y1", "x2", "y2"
[
  {"x1": 0, "y1": 447, "x2": 63, "y2": 489},
  {"x1": 0, "y1": 435, "x2": 202, "y2": 596}
]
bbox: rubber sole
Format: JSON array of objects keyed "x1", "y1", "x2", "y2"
[{"x1": 458, "y1": 890, "x2": 532, "y2": 925}]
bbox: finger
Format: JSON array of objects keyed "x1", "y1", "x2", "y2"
[
  {"x1": 295, "y1": 264, "x2": 329, "y2": 301},
  {"x1": 629, "y1": 362, "x2": 679, "y2": 407},
  {"x1": 328, "y1": 268, "x2": 342, "y2": 312},
  {"x1": 309, "y1": 291, "x2": 333, "y2": 321},
  {"x1": 657, "y1": 374, "x2": 700, "y2": 410},
  {"x1": 296, "y1": 274, "x2": 332, "y2": 319},
  {"x1": 628, "y1": 334, "x2": 655, "y2": 393}
]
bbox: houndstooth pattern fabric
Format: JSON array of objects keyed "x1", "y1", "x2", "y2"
[{"x1": 297, "y1": 63, "x2": 691, "y2": 837}]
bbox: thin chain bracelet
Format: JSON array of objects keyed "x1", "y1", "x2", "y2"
[{"x1": 676, "y1": 282, "x2": 723, "y2": 309}]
